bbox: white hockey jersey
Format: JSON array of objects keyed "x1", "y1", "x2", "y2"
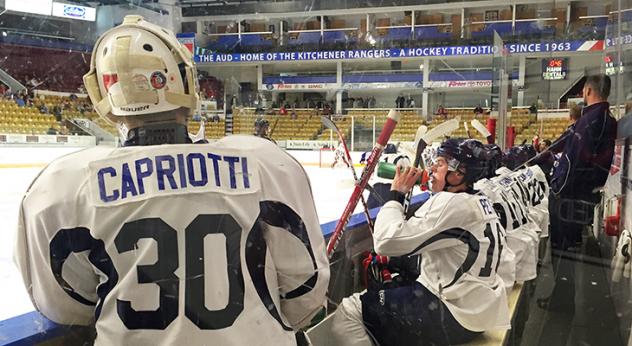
[
  {"x1": 476, "y1": 176, "x2": 539, "y2": 283},
  {"x1": 14, "y1": 135, "x2": 330, "y2": 346},
  {"x1": 373, "y1": 192, "x2": 511, "y2": 332},
  {"x1": 511, "y1": 166, "x2": 550, "y2": 238}
]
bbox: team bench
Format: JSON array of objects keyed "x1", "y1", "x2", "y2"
[{"x1": 306, "y1": 283, "x2": 525, "y2": 346}]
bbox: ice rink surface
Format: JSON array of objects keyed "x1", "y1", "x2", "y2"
[{"x1": 0, "y1": 145, "x2": 377, "y2": 320}]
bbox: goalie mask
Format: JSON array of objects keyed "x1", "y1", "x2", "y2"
[{"x1": 83, "y1": 15, "x2": 199, "y2": 128}]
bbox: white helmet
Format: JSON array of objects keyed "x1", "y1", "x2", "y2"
[{"x1": 83, "y1": 15, "x2": 199, "y2": 126}]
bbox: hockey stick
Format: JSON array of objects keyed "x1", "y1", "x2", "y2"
[
  {"x1": 321, "y1": 116, "x2": 375, "y2": 231},
  {"x1": 471, "y1": 119, "x2": 493, "y2": 144},
  {"x1": 403, "y1": 118, "x2": 460, "y2": 214},
  {"x1": 326, "y1": 109, "x2": 401, "y2": 258},
  {"x1": 400, "y1": 125, "x2": 427, "y2": 159},
  {"x1": 464, "y1": 121, "x2": 472, "y2": 139},
  {"x1": 268, "y1": 116, "x2": 280, "y2": 140}
]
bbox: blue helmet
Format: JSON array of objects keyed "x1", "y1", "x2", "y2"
[
  {"x1": 437, "y1": 138, "x2": 490, "y2": 185},
  {"x1": 503, "y1": 144, "x2": 537, "y2": 170},
  {"x1": 384, "y1": 143, "x2": 398, "y2": 154},
  {"x1": 484, "y1": 143, "x2": 504, "y2": 178}
]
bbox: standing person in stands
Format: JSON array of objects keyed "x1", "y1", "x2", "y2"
[
  {"x1": 14, "y1": 15, "x2": 328, "y2": 346},
  {"x1": 539, "y1": 75, "x2": 617, "y2": 313},
  {"x1": 436, "y1": 104, "x2": 448, "y2": 119},
  {"x1": 474, "y1": 104, "x2": 484, "y2": 115}
]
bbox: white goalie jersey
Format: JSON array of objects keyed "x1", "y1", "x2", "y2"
[
  {"x1": 374, "y1": 192, "x2": 511, "y2": 332},
  {"x1": 14, "y1": 135, "x2": 330, "y2": 346}
]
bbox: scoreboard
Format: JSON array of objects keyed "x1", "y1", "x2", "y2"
[{"x1": 542, "y1": 58, "x2": 568, "y2": 80}]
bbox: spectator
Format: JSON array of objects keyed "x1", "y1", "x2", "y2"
[
  {"x1": 436, "y1": 104, "x2": 448, "y2": 118},
  {"x1": 53, "y1": 104, "x2": 62, "y2": 122},
  {"x1": 290, "y1": 108, "x2": 297, "y2": 120},
  {"x1": 15, "y1": 97, "x2": 25, "y2": 107},
  {"x1": 323, "y1": 103, "x2": 333, "y2": 116},
  {"x1": 395, "y1": 95, "x2": 405, "y2": 109},
  {"x1": 279, "y1": 105, "x2": 288, "y2": 116},
  {"x1": 540, "y1": 75, "x2": 617, "y2": 315},
  {"x1": 474, "y1": 104, "x2": 484, "y2": 115},
  {"x1": 407, "y1": 97, "x2": 415, "y2": 108},
  {"x1": 39, "y1": 104, "x2": 49, "y2": 114},
  {"x1": 46, "y1": 127, "x2": 58, "y2": 135},
  {"x1": 528, "y1": 103, "x2": 538, "y2": 114}
]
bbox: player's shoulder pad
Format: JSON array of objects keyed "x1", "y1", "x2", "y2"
[
  {"x1": 25, "y1": 146, "x2": 116, "y2": 195},
  {"x1": 432, "y1": 191, "x2": 495, "y2": 222}
]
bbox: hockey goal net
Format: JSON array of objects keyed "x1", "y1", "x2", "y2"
[{"x1": 319, "y1": 148, "x2": 337, "y2": 168}]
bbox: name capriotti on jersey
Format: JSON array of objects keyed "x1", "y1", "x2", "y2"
[{"x1": 90, "y1": 147, "x2": 260, "y2": 206}]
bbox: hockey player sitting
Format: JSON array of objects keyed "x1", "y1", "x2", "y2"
[
  {"x1": 330, "y1": 139, "x2": 510, "y2": 346},
  {"x1": 14, "y1": 16, "x2": 329, "y2": 346},
  {"x1": 254, "y1": 117, "x2": 276, "y2": 142},
  {"x1": 475, "y1": 143, "x2": 541, "y2": 287}
]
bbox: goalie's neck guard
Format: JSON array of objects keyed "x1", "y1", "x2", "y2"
[{"x1": 124, "y1": 123, "x2": 191, "y2": 146}]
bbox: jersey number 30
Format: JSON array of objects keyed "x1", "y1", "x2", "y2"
[{"x1": 50, "y1": 214, "x2": 244, "y2": 330}]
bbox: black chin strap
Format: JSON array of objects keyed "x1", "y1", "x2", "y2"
[{"x1": 124, "y1": 123, "x2": 192, "y2": 146}]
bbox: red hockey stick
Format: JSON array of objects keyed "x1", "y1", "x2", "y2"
[
  {"x1": 321, "y1": 116, "x2": 374, "y2": 231},
  {"x1": 326, "y1": 110, "x2": 400, "y2": 258}
]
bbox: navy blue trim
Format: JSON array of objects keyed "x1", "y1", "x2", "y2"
[
  {"x1": 244, "y1": 216, "x2": 293, "y2": 332},
  {"x1": 404, "y1": 227, "x2": 480, "y2": 289},
  {"x1": 49, "y1": 227, "x2": 119, "y2": 320}
]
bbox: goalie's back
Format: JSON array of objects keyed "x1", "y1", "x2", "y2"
[{"x1": 15, "y1": 135, "x2": 329, "y2": 346}]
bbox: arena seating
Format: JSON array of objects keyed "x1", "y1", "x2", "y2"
[
  {"x1": 0, "y1": 44, "x2": 90, "y2": 93},
  {"x1": 233, "y1": 109, "x2": 324, "y2": 140},
  {"x1": 208, "y1": 35, "x2": 240, "y2": 51},
  {"x1": 0, "y1": 99, "x2": 58, "y2": 134},
  {"x1": 323, "y1": 30, "x2": 357, "y2": 45},
  {"x1": 0, "y1": 95, "x2": 570, "y2": 147},
  {"x1": 516, "y1": 117, "x2": 570, "y2": 144}
]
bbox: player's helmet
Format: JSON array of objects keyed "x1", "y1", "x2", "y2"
[
  {"x1": 83, "y1": 15, "x2": 199, "y2": 127},
  {"x1": 254, "y1": 118, "x2": 270, "y2": 136},
  {"x1": 384, "y1": 143, "x2": 397, "y2": 154},
  {"x1": 436, "y1": 138, "x2": 490, "y2": 185},
  {"x1": 502, "y1": 144, "x2": 537, "y2": 170},
  {"x1": 484, "y1": 143, "x2": 504, "y2": 178}
]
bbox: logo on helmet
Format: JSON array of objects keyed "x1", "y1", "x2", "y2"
[{"x1": 150, "y1": 71, "x2": 167, "y2": 89}]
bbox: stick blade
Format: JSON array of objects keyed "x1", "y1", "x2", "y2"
[
  {"x1": 421, "y1": 118, "x2": 460, "y2": 145},
  {"x1": 321, "y1": 116, "x2": 338, "y2": 132},
  {"x1": 471, "y1": 119, "x2": 491, "y2": 138}
]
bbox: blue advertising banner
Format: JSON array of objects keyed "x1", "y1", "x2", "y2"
[{"x1": 195, "y1": 40, "x2": 604, "y2": 64}]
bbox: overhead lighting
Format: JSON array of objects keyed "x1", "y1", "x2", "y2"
[{"x1": 1, "y1": 31, "x2": 7, "y2": 37}]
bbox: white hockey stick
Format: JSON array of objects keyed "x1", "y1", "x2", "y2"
[
  {"x1": 471, "y1": 119, "x2": 493, "y2": 144},
  {"x1": 403, "y1": 118, "x2": 460, "y2": 213}
]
